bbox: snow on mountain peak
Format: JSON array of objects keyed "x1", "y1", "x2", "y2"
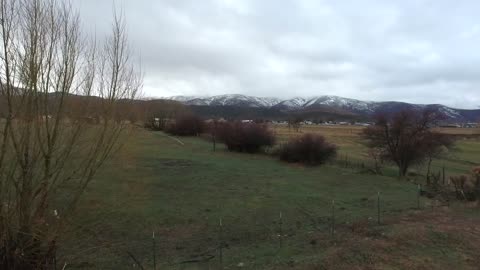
[
  {"x1": 165, "y1": 94, "x2": 386, "y2": 112},
  {"x1": 164, "y1": 94, "x2": 281, "y2": 107},
  {"x1": 161, "y1": 94, "x2": 475, "y2": 121}
]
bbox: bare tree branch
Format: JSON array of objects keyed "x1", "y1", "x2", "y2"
[{"x1": 0, "y1": 0, "x2": 142, "y2": 268}]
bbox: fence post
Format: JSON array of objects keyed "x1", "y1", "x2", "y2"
[
  {"x1": 279, "y1": 212, "x2": 283, "y2": 248},
  {"x1": 212, "y1": 133, "x2": 216, "y2": 152},
  {"x1": 331, "y1": 200, "x2": 335, "y2": 237},
  {"x1": 53, "y1": 245, "x2": 57, "y2": 270},
  {"x1": 417, "y1": 184, "x2": 421, "y2": 209},
  {"x1": 442, "y1": 165, "x2": 446, "y2": 185},
  {"x1": 377, "y1": 192, "x2": 381, "y2": 225},
  {"x1": 219, "y1": 218, "x2": 223, "y2": 269},
  {"x1": 152, "y1": 231, "x2": 156, "y2": 270}
]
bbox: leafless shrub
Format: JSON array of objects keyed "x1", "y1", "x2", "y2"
[
  {"x1": 450, "y1": 169, "x2": 480, "y2": 201},
  {"x1": 278, "y1": 133, "x2": 337, "y2": 166},
  {"x1": 216, "y1": 122, "x2": 275, "y2": 153},
  {"x1": 164, "y1": 114, "x2": 205, "y2": 136}
]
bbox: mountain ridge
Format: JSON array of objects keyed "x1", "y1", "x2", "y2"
[{"x1": 163, "y1": 94, "x2": 479, "y2": 122}]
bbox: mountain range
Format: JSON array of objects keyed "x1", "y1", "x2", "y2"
[{"x1": 163, "y1": 94, "x2": 480, "y2": 122}]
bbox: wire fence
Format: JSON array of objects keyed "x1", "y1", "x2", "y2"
[{"x1": 52, "y1": 184, "x2": 455, "y2": 270}]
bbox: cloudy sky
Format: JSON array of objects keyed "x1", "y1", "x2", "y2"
[{"x1": 76, "y1": 0, "x2": 480, "y2": 108}]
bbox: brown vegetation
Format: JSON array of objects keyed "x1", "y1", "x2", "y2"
[
  {"x1": 216, "y1": 122, "x2": 275, "y2": 153},
  {"x1": 287, "y1": 115, "x2": 303, "y2": 132},
  {"x1": 278, "y1": 133, "x2": 337, "y2": 165},
  {"x1": 142, "y1": 100, "x2": 189, "y2": 130},
  {"x1": 301, "y1": 207, "x2": 480, "y2": 270},
  {"x1": 164, "y1": 114, "x2": 205, "y2": 136},
  {"x1": 449, "y1": 168, "x2": 480, "y2": 201}
]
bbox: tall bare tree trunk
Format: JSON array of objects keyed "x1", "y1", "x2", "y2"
[{"x1": 0, "y1": 0, "x2": 142, "y2": 268}]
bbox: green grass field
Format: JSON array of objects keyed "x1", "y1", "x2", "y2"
[{"x1": 60, "y1": 127, "x2": 480, "y2": 269}]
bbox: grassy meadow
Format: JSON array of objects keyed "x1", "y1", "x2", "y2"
[
  {"x1": 273, "y1": 124, "x2": 480, "y2": 177},
  {"x1": 61, "y1": 125, "x2": 480, "y2": 269}
]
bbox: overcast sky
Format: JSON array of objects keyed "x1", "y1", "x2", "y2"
[{"x1": 76, "y1": 0, "x2": 480, "y2": 109}]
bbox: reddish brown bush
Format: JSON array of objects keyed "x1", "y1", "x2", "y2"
[
  {"x1": 216, "y1": 122, "x2": 275, "y2": 153},
  {"x1": 279, "y1": 133, "x2": 337, "y2": 165},
  {"x1": 165, "y1": 114, "x2": 205, "y2": 136}
]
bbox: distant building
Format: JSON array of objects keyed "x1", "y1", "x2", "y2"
[
  {"x1": 463, "y1": 123, "x2": 478, "y2": 128},
  {"x1": 439, "y1": 124, "x2": 461, "y2": 128}
]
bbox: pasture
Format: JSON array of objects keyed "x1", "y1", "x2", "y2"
[
  {"x1": 61, "y1": 126, "x2": 480, "y2": 269},
  {"x1": 273, "y1": 124, "x2": 480, "y2": 177}
]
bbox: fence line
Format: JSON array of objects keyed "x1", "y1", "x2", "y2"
[{"x1": 57, "y1": 186, "x2": 454, "y2": 269}]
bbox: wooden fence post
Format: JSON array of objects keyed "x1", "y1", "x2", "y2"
[
  {"x1": 219, "y1": 218, "x2": 223, "y2": 269},
  {"x1": 417, "y1": 184, "x2": 421, "y2": 209},
  {"x1": 331, "y1": 200, "x2": 335, "y2": 236},
  {"x1": 442, "y1": 165, "x2": 446, "y2": 185},
  {"x1": 152, "y1": 231, "x2": 156, "y2": 270},
  {"x1": 212, "y1": 133, "x2": 216, "y2": 152},
  {"x1": 377, "y1": 192, "x2": 381, "y2": 225},
  {"x1": 279, "y1": 212, "x2": 283, "y2": 248}
]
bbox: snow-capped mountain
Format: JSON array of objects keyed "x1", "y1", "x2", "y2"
[
  {"x1": 301, "y1": 96, "x2": 377, "y2": 113},
  {"x1": 166, "y1": 94, "x2": 281, "y2": 108},
  {"x1": 274, "y1": 97, "x2": 309, "y2": 109},
  {"x1": 163, "y1": 94, "x2": 480, "y2": 122}
]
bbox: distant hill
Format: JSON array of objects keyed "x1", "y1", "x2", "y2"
[
  {"x1": 3, "y1": 91, "x2": 477, "y2": 123},
  {"x1": 164, "y1": 94, "x2": 480, "y2": 122}
]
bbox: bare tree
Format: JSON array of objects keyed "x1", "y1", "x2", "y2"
[
  {"x1": 0, "y1": 0, "x2": 141, "y2": 268},
  {"x1": 142, "y1": 100, "x2": 188, "y2": 130},
  {"x1": 362, "y1": 109, "x2": 451, "y2": 178}
]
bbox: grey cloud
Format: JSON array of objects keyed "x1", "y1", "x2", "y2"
[{"x1": 75, "y1": 0, "x2": 480, "y2": 108}]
